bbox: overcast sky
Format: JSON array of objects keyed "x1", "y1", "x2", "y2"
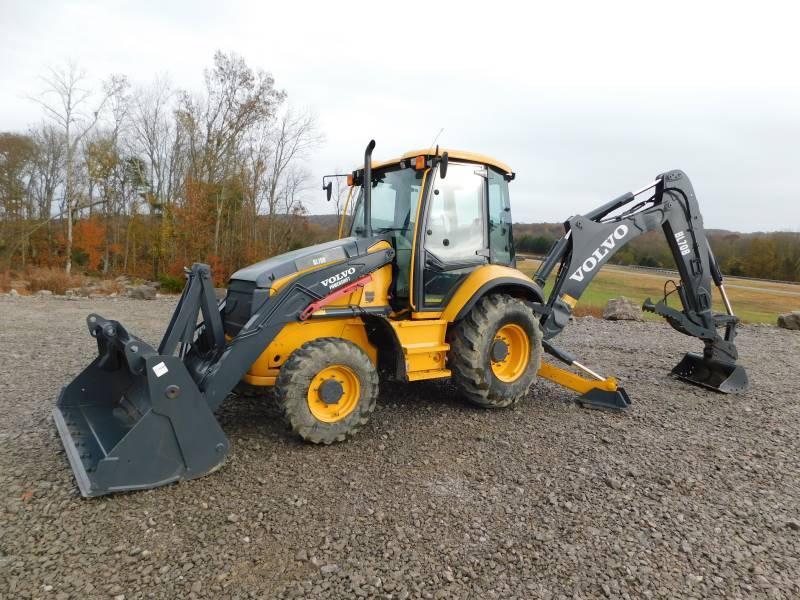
[{"x1": 2, "y1": 0, "x2": 798, "y2": 232}]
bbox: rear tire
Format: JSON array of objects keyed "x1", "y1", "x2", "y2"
[
  {"x1": 450, "y1": 294, "x2": 543, "y2": 408},
  {"x1": 276, "y1": 338, "x2": 378, "y2": 444}
]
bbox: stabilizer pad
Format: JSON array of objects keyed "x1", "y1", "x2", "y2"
[{"x1": 577, "y1": 387, "x2": 631, "y2": 411}]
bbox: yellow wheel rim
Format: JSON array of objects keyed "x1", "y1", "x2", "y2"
[
  {"x1": 490, "y1": 324, "x2": 530, "y2": 383},
  {"x1": 307, "y1": 365, "x2": 361, "y2": 423}
]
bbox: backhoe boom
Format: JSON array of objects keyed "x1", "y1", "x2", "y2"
[{"x1": 533, "y1": 169, "x2": 748, "y2": 393}]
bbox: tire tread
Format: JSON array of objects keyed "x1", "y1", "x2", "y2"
[
  {"x1": 450, "y1": 294, "x2": 543, "y2": 408},
  {"x1": 276, "y1": 337, "x2": 378, "y2": 444}
]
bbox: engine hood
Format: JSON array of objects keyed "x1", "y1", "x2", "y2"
[{"x1": 230, "y1": 237, "x2": 368, "y2": 289}]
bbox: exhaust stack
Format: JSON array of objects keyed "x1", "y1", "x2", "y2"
[{"x1": 363, "y1": 139, "x2": 375, "y2": 237}]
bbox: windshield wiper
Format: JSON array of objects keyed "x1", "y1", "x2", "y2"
[{"x1": 374, "y1": 227, "x2": 408, "y2": 233}]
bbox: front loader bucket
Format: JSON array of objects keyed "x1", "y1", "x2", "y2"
[
  {"x1": 671, "y1": 352, "x2": 749, "y2": 394},
  {"x1": 54, "y1": 314, "x2": 229, "y2": 497}
]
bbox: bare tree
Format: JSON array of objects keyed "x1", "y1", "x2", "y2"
[
  {"x1": 177, "y1": 51, "x2": 285, "y2": 255},
  {"x1": 241, "y1": 121, "x2": 273, "y2": 247},
  {"x1": 274, "y1": 165, "x2": 310, "y2": 251},
  {"x1": 128, "y1": 77, "x2": 188, "y2": 276},
  {"x1": 330, "y1": 170, "x2": 349, "y2": 220},
  {"x1": 28, "y1": 124, "x2": 65, "y2": 220},
  {"x1": 32, "y1": 61, "x2": 126, "y2": 273},
  {"x1": 0, "y1": 132, "x2": 36, "y2": 264},
  {"x1": 263, "y1": 108, "x2": 323, "y2": 253},
  {"x1": 129, "y1": 76, "x2": 184, "y2": 208},
  {"x1": 0, "y1": 132, "x2": 36, "y2": 219}
]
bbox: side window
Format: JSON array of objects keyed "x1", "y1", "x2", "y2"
[
  {"x1": 348, "y1": 185, "x2": 399, "y2": 233},
  {"x1": 370, "y1": 180, "x2": 399, "y2": 229},
  {"x1": 488, "y1": 169, "x2": 513, "y2": 265},
  {"x1": 349, "y1": 189, "x2": 364, "y2": 235},
  {"x1": 425, "y1": 163, "x2": 485, "y2": 262}
]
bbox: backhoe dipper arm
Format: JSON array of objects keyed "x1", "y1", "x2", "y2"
[{"x1": 533, "y1": 170, "x2": 748, "y2": 394}]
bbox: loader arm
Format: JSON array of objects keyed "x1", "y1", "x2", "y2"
[
  {"x1": 54, "y1": 244, "x2": 395, "y2": 497},
  {"x1": 533, "y1": 169, "x2": 748, "y2": 393},
  {"x1": 187, "y1": 246, "x2": 394, "y2": 410}
]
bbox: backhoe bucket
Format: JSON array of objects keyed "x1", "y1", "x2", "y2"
[
  {"x1": 54, "y1": 314, "x2": 229, "y2": 497},
  {"x1": 671, "y1": 352, "x2": 749, "y2": 394}
]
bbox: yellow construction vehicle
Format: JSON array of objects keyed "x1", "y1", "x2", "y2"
[{"x1": 54, "y1": 141, "x2": 748, "y2": 496}]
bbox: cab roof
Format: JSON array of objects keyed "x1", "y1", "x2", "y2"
[{"x1": 370, "y1": 148, "x2": 513, "y2": 176}]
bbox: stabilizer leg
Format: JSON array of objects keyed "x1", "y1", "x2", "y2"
[{"x1": 537, "y1": 358, "x2": 630, "y2": 413}]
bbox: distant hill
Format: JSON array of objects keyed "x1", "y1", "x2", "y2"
[{"x1": 305, "y1": 214, "x2": 341, "y2": 229}]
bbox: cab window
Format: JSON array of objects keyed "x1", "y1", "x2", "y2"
[
  {"x1": 424, "y1": 163, "x2": 485, "y2": 262},
  {"x1": 349, "y1": 167, "x2": 422, "y2": 237},
  {"x1": 349, "y1": 166, "x2": 423, "y2": 301},
  {"x1": 422, "y1": 162, "x2": 486, "y2": 306}
]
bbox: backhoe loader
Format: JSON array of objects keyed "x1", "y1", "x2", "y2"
[{"x1": 54, "y1": 141, "x2": 749, "y2": 497}]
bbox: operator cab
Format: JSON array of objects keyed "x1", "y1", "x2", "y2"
[{"x1": 344, "y1": 149, "x2": 516, "y2": 313}]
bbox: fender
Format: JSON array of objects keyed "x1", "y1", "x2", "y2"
[{"x1": 440, "y1": 265, "x2": 545, "y2": 323}]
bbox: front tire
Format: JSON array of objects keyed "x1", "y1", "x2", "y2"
[
  {"x1": 276, "y1": 338, "x2": 378, "y2": 444},
  {"x1": 450, "y1": 294, "x2": 543, "y2": 408}
]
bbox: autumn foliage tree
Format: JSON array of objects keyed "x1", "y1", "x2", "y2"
[{"x1": 0, "y1": 52, "x2": 323, "y2": 285}]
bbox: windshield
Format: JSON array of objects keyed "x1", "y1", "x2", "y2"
[{"x1": 349, "y1": 166, "x2": 423, "y2": 237}]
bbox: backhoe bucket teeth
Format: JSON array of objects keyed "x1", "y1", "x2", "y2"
[
  {"x1": 671, "y1": 352, "x2": 749, "y2": 394},
  {"x1": 53, "y1": 314, "x2": 229, "y2": 497}
]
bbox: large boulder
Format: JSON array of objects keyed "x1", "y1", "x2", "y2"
[
  {"x1": 777, "y1": 311, "x2": 800, "y2": 330},
  {"x1": 603, "y1": 296, "x2": 643, "y2": 321},
  {"x1": 125, "y1": 285, "x2": 156, "y2": 300}
]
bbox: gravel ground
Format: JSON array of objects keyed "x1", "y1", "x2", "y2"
[{"x1": 1, "y1": 295, "x2": 799, "y2": 600}]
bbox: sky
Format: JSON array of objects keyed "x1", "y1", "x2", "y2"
[{"x1": 2, "y1": 0, "x2": 798, "y2": 232}]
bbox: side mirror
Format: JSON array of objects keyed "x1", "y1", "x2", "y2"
[
  {"x1": 324, "y1": 181, "x2": 332, "y2": 201},
  {"x1": 440, "y1": 151, "x2": 448, "y2": 179}
]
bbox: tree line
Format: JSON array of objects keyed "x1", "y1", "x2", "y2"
[
  {"x1": 515, "y1": 224, "x2": 800, "y2": 282},
  {"x1": 0, "y1": 51, "x2": 322, "y2": 285},
  {"x1": 3, "y1": 56, "x2": 797, "y2": 288}
]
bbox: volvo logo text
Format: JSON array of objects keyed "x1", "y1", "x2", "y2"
[
  {"x1": 569, "y1": 225, "x2": 629, "y2": 282},
  {"x1": 321, "y1": 267, "x2": 356, "y2": 289}
]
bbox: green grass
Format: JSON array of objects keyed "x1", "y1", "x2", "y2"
[{"x1": 517, "y1": 259, "x2": 800, "y2": 324}]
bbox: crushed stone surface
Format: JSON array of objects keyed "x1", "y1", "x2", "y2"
[{"x1": 1, "y1": 295, "x2": 799, "y2": 599}]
